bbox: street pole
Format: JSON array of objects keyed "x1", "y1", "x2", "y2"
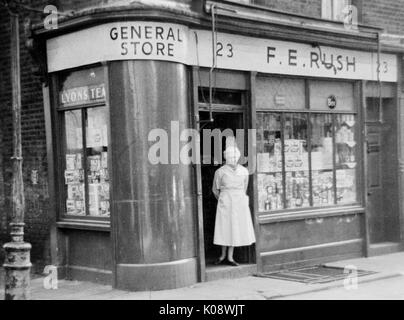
[{"x1": 3, "y1": 10, "x2": 32, "y2": 300}]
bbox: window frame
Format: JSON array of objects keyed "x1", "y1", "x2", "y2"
[
  {"x1": 321, "y1": 0, "x2": 351, "y2": 22},
  {"x1": 255, "y1": 75, "x2": 361, "y2": 215},
  {"x1": 53, "y1": 64, "x2": 111, "y2": 223}
]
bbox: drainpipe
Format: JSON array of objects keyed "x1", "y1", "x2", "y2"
[
  {"x1": 208, "y1": 3, "x2": 217, "y2": 124},
  {"x1": 377, "y1": 31, "x2": 383, "y2": 123},
  {"x1": 2, "y1": 7, "x2": 32, "y2": 300},
  {"x1": 197, "y1": 3, "x2": 219, "y2": 129},
  {"x1": 196, "y1": 3, "x2": 217, "y2": 129}
]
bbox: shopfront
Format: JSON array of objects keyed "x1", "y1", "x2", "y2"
[{"x1": 35, "y1": 2, "x2": 402, "y2": 291}]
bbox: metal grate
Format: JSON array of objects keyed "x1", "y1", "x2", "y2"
[{"x1": 254, "y1": 265, "x2": 377, "y2": 284}]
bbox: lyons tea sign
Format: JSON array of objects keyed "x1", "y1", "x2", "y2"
[{"x1": 59, "y1": 84, "x2": 106, "y2": 107}]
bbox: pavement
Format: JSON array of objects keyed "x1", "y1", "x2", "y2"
[{"x1": 1, "y1": 252, "x2": 404, "y2": 300}]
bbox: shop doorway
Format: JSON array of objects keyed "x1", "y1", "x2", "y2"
[
  {"x1": 199, "y1": 111, "x2": 255, "y2": 266},
  {"x1": 365, "y1": 98, "x2": 401, "y2": 250}
]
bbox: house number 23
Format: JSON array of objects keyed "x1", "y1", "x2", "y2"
[{"x1": 216, "y1": 42, "x2": 234, "y2": 58}]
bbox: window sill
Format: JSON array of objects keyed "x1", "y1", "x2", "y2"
[
  {"x1": 57, "y1": 219, "x2": 111, "y2": 232},
  {"x1": 257, "y1": 205, "x2": 364, "y2": 224}
]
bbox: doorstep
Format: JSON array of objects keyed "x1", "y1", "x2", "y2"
[
  {"x1": 205, "y1": 263, "x2": 257, "y2": 282},
  {"x1": 367, "y1": 242, "x2": 402, "y2": 257}
]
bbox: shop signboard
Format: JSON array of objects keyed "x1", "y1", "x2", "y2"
[
  {"x1": 59, "y1": 84, "x2": 106, "y2": 107},
  {"x1": 47, "y1": 21, "x2": 397, "y2": 82}
]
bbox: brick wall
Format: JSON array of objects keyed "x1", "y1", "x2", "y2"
[
  {"x1": 362, "y1": 0, "x2": 404, "y2": 35},
  {"x1": 0, "y1": 118, "x2": 5, "y2": 263},
  {"x1": 253, "y1": 0, "x2": 321, "y2": 18},
  {"x1": 253, "y1": 0, "x2": 404, "y2": 35},
  {"x1": 0, "y1": 1, "x2": 51, "y2": 272},
  {"x1": 0, "y1": 8, "x2": 12, "y2": 265}
]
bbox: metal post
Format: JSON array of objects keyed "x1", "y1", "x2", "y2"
[{"x1": 3, "y1": 11, "x2": 32, "y2": 300}]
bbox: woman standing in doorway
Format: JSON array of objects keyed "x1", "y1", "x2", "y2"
[{"x1": 212, "y1": 139, "x2": 256, "y2": 266}]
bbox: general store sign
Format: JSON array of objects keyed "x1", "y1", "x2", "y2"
[{"x1": 47, "y1": 22, "x2": 397, "y2": 82}]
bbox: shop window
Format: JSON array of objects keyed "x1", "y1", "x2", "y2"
[
  {"x1": 256, "y1": 79, "x2": 358, "y2": 212},
  {"x1": 256, "y1": 77, "x2": 306, "y2": 110},
  {"x1": 257, "y1": 113, "x2": 283, "y2": 211},
  {"x1": 283, "y1": 113, "x2": 310, "y2": 209},
  {"x1": 58, "y1": 66, "x2": 110, "y2": 218},
  {"x1": 335, "y1": 114, "x2": 357, "y2": 204},
  {"x1": 310, "y1": 114, "x2": 334, "y2": 207}
]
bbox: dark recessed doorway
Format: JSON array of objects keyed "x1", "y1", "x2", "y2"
[{"x1": 199, "y1": 111, "x2": 255, "y2": 266}]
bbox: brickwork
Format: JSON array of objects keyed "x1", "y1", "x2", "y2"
[
  {"x1": 0, "y1": 1, "x2": 51, "y2": 271},
  {"x1": 0, "y1": 118, "x2": 5, "y2": 263},
  {"x1": 253, "y1": 0, "x2": 322, "y2": 18},
  {"x1": 0, "y1": 8, "x2": 13, "y2": 265},
  {"x1": 254, "y1": 0, "x2": 404, "y2": 35},
  {"x1": 362, "y1": 0, "x2": 404, "y2": 35}
]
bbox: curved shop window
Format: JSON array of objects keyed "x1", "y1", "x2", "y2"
[
  {"x1": 57, "y1": 65, "x2": 110, "y2": 218},
  {"x1": 256, "y1": 77, "x2": 359, "y2": 212}
]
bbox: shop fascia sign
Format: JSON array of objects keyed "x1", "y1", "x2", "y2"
[
  {"x1": 47, "y1": 21, "x2": 397, "y2": 82},
  {"x1": 59, "y1": 84, "x2": 106, "y2": 107}
]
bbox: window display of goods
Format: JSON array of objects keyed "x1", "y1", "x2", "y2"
[
  {"x1": 62, "y1": 106, "x2": 111, "y2": 217},
  {"x1": 256, "y1": 111, "x2": 358, "y2": 212}
]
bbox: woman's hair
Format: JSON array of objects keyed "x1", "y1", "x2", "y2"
[{"x1": 224, "y1": 146, "x2": 241, "y2": 161}]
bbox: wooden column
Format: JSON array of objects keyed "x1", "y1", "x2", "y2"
[{"x1": 109, "y1": 60, "x2": 198, "y2": 291}]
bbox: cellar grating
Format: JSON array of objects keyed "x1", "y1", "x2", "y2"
[{"x1": 254, "y1": 265, "x2": 377, "y2": 284}]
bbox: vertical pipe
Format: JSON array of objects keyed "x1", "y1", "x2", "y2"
[
  {"x1": 10, "y1": 12, "x2": 23, "y2": 226},
  {"x1": 3, "y1": 12, "x2": 32, "y2": 300},
  {"x1": 208, "y1": 4, "x2": 217, "y2": 123},
  {"x1": 377, "y1": 32, "x2": 383, "y2": 123}
]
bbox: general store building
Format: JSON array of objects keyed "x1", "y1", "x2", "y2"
[{"x1": 1, "y1": 0, "x2": 404, "y2": 291}]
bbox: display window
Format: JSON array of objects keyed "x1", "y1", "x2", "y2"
[
  {"x1": 57, "y1": 66, "x2": 110, "y2": 219},
  {"x1": 256, "y1": 77, "x2": 358, "y2": 213},
  {"x1": 311, "y1": 113, "x2": 334, "y2": 207},
  {"x1": 335, "y1": 114, "x2": 357, "y2": 204}
]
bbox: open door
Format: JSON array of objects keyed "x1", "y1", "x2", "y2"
[{"x1": 199, "y1": 111, "x2": 255, "y2": 266}]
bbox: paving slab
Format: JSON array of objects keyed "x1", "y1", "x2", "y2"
[
  {"x1": 0, "y1": 252, "x2": 404, "y2": 300},
  {"x1": 277, "y1": 275, "x2": 404, "y2": 300}
]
